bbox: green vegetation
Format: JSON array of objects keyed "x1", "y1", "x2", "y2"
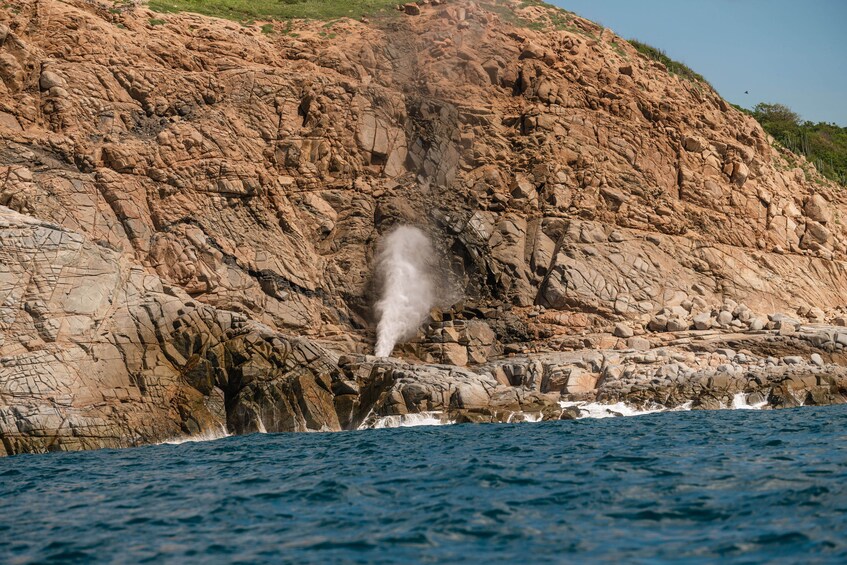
[
  {"x1": 147, "y1": 0, "x2": 398, "y2": 22},
  {"x1": 260, "y1": 23, "x2": 274, "y2": 34},
  {"x1": 479, "y1": 1, "x2": 545, "y2": 30},
  {"x1": 610, "y1": 38, "x2": 627, "y2": 59},
  {"x1": 478, "y1": 0, "x2": 600, "y2": 36},
  {"x1": 730, "y1": 103, "x2": 752, "y2": 115},
  {"x1": 628, "y1": 39, "x2": 709, "y2": 86},
  {"x1": 752, "y1": 103, "x2": 847, "y2": 186},
  {"x1": 281, "y1": 19, "x2": 299, "y2": 37},
  {"x1": 148, "y1": 18, "x2": 167, "y2": 25}
]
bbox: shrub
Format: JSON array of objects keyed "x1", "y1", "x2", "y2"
[
  {"x1": 753, "y1": 102, "x2": 847, "y2": 186},
  {"x1": 628, "y1": 39, "x2": 709, "y2": 86},
  {"x1": 148, "y1": 0, "x2": 399, "y2": 22}
]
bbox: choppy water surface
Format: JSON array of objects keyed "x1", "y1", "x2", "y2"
[{"x1": 3, "y1": 406, "x2": 847, "y2": 563}]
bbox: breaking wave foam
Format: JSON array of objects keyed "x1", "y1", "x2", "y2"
[
  {"x1": 730, "y1": 392, "x2": 769, "y2": 410},
  {"x1": 561, "y1": 396, "x2": 770, "y2": 419},
  {"x1": 166, "y1": 395, "x2": 771, "y2": 440},
  {"x1": 161, "y1": 425, "x2": 230, "y2": 445},
  {"x1": 364, "y1": 412, "x2": 449, "y2": 429},
  {"x1": 559, "y1": 401, "x2": 673, "y2": 419},
  {"x1": 358, "y1": 395, "x2": 770, "y2": 429}
]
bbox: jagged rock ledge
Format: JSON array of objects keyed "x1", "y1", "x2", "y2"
[
  {"x1": 2, "y1": 203, "x2": 847, "y2": 455},
  {"x1": 338, "y1": 327, "x2": 847, "y2": 428}
]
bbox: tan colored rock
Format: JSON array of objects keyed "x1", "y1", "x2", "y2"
[
  {"x1": 648, "y1": 315, "x2": 668, "y2": 332},
  {"x1": 805, "y1": 194, "x2": 831, "y2": 223},
  {"x1": 0, "y1": 206, "x2": 342, "y2": 454},
  {"x1": 510, "y1": 174, "x2": 538, "y2": 207},
  {"x1": 802, "y1": 220, "x2": 831, "y2": 246},
  {"x1": 565, "y1": 369, "x2": 598, "y2": 394},
  {"x1": 519, "y1": 41, "x2": 545, "y2": 60},
  {"x1": 627, "y1": 337, "x2": 651, "y2": 351},
  {"x1": 465, "y1": 320, "x2": 496, "y2": 345},
  {"x1": 3, "y1": 0, "x2": 847, "y2": 453},
  {"x1": 39, "y1": 70, "x2": 66, "y2": 91},
  {"x1": 666, "y1": 317, "x2": 689, "y2": 332},
  {"x1": 441, "y1": 343, "x2": 469, "y2": 366},
  {"x1": 0, "y1": 111, "x2": 21, "y2": 131},
  {"x1": 613, "y1": 323, "x2": 634, "y2": 338},
  {"x1": 683, "y1": 136, "x2": 704, "y2": 152},
  {"x1": 731, "y1": 162, "x2": 750, "y2": 186}
]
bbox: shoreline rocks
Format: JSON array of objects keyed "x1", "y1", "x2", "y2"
[{"x1": 3, "y1": 1, "x2": 847, "y2": 454}]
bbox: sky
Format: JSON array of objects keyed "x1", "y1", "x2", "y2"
[{"x1": 551, "y1": 0, "x2": 847, "y2": 126}]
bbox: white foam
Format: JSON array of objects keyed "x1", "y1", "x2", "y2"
[
  {"x1": 363, "y1": 412, "x2": 448, "y2": 429},
  {"x1": 559, "y1": 400, "x2": 671, "y2": 419},
  {"x1": 161, "y1": 424, "x2": 230, "y2": 445},
  {"x1": 731, "y1": 392, "x2": 768, "y2": 410},
  {"x1": 373, "y1": 226, "x2": 437, "y2": 357},
  {"x1": 560, "y1": 395, "x2": 769, "y2": 419}
]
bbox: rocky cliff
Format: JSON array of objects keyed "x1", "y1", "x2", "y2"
[{"x1": 2, "y1": 0, "x2": 847, "y2": 455}]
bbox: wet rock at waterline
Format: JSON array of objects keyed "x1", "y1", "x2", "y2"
[
  {"x1": 3, "y1": 0, "x2": 847, "y2": 453},
  {"x1": 3, "y1": 199, "x2": 842, "y2": 455}
]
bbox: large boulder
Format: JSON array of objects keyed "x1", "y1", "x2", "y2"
[{"x1": 805, "y1": 194, "x2": 831, "y2": 224}]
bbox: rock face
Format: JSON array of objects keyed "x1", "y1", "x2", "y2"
[
  {"x1": 2, "y1": 0, "x2": 847, "y2": 453},
  {"x1": 0, "y1": 206, "x2": 344, "y2": 455}
]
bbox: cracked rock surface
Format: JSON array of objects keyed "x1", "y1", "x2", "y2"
[
  {"x1": 2, "y1": 0, "x2": 847, "y2": 453},
  {"x1": 0, "y1": 206, "x2": 348, "y2": 454}
]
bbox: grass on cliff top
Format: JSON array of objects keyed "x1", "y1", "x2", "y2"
[
  {"x1": 628, "y1": 39, "x2": 710, "y2": 86},
  {"x1": 147, "y1": 0, "x2": 399, "y2": 21},
  {"x1": 479, "y1": 0, "x2": 586, "y2": 34}
]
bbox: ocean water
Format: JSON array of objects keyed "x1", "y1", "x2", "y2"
[{"x1": 2, "y1": 406, "x2": 847, "y2": 564}]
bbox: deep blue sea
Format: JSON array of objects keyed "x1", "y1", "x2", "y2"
[{"x1": 2, "y1": 405, "x2": 847, "y2": 564}]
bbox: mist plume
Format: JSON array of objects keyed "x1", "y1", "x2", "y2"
[{"x1": 374, "y1": 226, "x2": 436, "y2": 357}]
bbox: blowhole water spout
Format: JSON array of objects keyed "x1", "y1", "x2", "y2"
[{"x1": 374, "y1": 226, "x2": 436, "y2": 357}]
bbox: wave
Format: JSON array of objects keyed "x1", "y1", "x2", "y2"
[
  {"x1": 160, "y1": 394, "x2": 772, "y2": 438},
  {"x1": 160, "y1": 425, "x2": 231, "y2": 445},
  {"x1": 365, "y1": 395, "x2": 770, "y2": 429},
  {"x1": 562, "y1": 394, "x2": 768, "y2": 419},
  {"x1": 730, "y1": 392, "x2": 769, "y2": 410},
  {"x1": 559, "y1": 400, "x2": 676, "y2": 419},
  {"x1": 363, "y1": 412, "x2": 449, "y2": 429}
]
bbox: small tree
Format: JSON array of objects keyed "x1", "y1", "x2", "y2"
[
  {"x1": 752, "y1": 103, "x2": 801, "y2": 143},
  {"x1": 750, "y1": 101, "x2": 847, "y2": 186},
  {"x1": 752, "y1": 103, "x2": 800, "y2": 126}
]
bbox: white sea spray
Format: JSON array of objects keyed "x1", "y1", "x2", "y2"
[{"x1": 374, "y1": 226, "x2": 436, "y2": 357}]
